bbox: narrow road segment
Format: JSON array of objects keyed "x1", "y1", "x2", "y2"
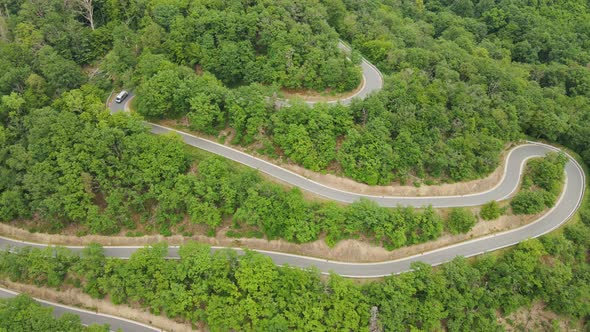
[{"x1": 0, "y1": 287, "x2": 161, "y2": 332}]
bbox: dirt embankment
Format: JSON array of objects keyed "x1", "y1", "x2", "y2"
[
  {"x1": 0, "y1": 208, "x2": 541, "y2": 263},
  {"x1": 0, "y1": 279, "x2": 196, "y2": 332},
  {"x1": 498, "y1": 301, "x2": 582, "y2": 331},
  {"x1": 279, "y1": 73, "x2": 365, "y2": 103}
]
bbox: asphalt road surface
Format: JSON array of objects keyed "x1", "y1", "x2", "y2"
[
  {"x1": 109, "y1": 91, "x2": 134, "y2": 114},
  {"x1": 0, "y1": 287, "x2": 161, "y2": 332},
  {"x1": 333, "y1": 41, "x2": 384, "y2": 105},
  {"x1": 0, "y1": 141, "x2": 584, "y2": 278},
  {"x1": 149, "y1": 124, "x2": 579, "y2": 208},
  {"x1": 272, "y1": 41, "x2": 383, "y2": 107},
  {"x1": 2, "y1": 42, "x2": 586, "y2": 329}
]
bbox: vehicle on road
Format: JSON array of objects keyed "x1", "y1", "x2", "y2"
[{"x1": 115, "y1": 90, "x2": 129, "y2": 103}]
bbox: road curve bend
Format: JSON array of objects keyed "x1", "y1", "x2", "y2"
[
  {"x1": 329, "y1": 42, "x2": 384, "y2": 105},
  {"x1": 0, "y1": 287, "x2": 162, "y2": 332},
  {"x1": 150, "y1": 124, "x2": 583, "y2": 208},
  {"x1": 0, "y1": 141, "x2": 585, "y2": 278}
]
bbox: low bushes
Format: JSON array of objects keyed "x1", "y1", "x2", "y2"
[
  {"x1": 447, "y1": 208, "x2": 477, "y2": 234},
  {"x1": 480, "y1": 201, "x2": 503, "y2": 220},
  {"x1": 511, "y1": 153, "x2": 567, "y2": 215}
]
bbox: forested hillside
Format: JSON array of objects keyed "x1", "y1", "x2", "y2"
[
  {"x1": 0, "y1": 0, "x2": 584, "y2": 246},
  {"x1": 0, "y1": 85, "x2": 566, "y2": 248},
  {"x1": 0, "y1": 0, "x2": 585, "y2": 237},
  {"x1": 321, "y1": 0, "x2": 590, "y2": 183},
  {"x1": 0, "y1": 86, "x2": 449, "y2": 248},
  {"x1": 2, "y1": 0, "x2": 588, "y2": 186},
  {"x1": 0, "y1": 0, "x2": 589, "y2": 330},
  {"x1": 131, "y1": 0, "x2": 590, "y2": 186},
  {"x1": 3, "y1": 203, "x2": 590, "y2": 331},
  {"x1": 105, "y1": 0, "x2": 360, "y2": 92}
]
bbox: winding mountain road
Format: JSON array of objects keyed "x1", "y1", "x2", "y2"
[
  {"x1": 1, "y1": 141, "x2": 584, "y2": 278},
  {"x1": 73, "y1": 39, "x2": 590, "y2": 275},
  {"x1": 311, "y1": 41, "x2": 383, "y2": 106},
  {"x1": 1, "y1": 40, "x2": 587, "y2": 330}
]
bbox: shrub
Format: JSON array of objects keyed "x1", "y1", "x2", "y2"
[
  {"x1": 511, "y1": 190, "x2": 546, "y2": 215},
  {"x1": 528, "y1": 153, "x2": 567, "y2": 194},
  {"x1": 480, "y1": 201, "x2": 503, "y2": 220},
  {"x1": 447, "y1": 208, "x2": 477, "y2": 234},
  {"x1": 580, "y1": 201, "x2": 590, "y2": 226}
]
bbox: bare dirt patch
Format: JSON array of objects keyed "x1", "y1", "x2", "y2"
[
  {"x1": 498, "y1": 301, "x2": 582, "y2": 331},
  {"x1": 0, "y1": 206, "x2": 542, "y2": 263},
  {"x1": 279, "y1": 74, "x2": 365, "y2": 103},
  {"x1": 218, "y1": 127, "x2": 236, "y2": 146},
  {"x1": 0, "y1": 279, "x2": 197, "y2": 332}
]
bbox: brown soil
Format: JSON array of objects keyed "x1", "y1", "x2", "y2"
[
  {"x1": 218, "y1": 128, "x2": 236, "y2": 146},
  {"x1": 0, "y1": 208, "x2": 541, "y2": 263},
  {"x1": 279, "y1": 74, "x2": 365, "y2": 103},
  {"x1": 0, "y1": 279, "x2": 197, "y2": 332},
  {"x1": 498, "y1": 301, "x2": 582, "y2": 331}
]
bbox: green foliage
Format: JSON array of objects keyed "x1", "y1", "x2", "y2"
[
  {"x1": 0, "y1": 246, "x2": 76, "y2": 288},
  {"x1": 0, "y1": 86, "x2": 191, "y2": 233},
  {"x1": 580, "y1": 200, "x2": 590, "y2": 227},
  {"x1": 510, "y1": 190, "x2": 547, "y2": 215},
  {"x1": 0, "y1": 0, "x2": 588, "y2": 330},
  {"x1": 511, "y1": 154, "x2": 567, "y2": 215},
  {"x1": 0, "y1": 294, "x2": 110, "y2": 332},
  {"x1": 125, "y1": 0, "x2": 528, "y2": 186},
  {"x1": 134, "y1": 0, "x2": 360, "y2": 91},
  {"x1": 480, "y1": 200, "x2": 503, "y2": 220},
  {"x1": 226, "y1": 84, "x2": 273, "y2": 145},
  {"x1": 135, "y1": 61, "x2": 228, "y2": 127},
  {"x1": 136, "y1": 68, "x2": 185, "y2": 118},
  {"x1": 272, "y1": 102, "x2": 341, "y2": 171},
  {"x1": 309, "y1": 0, "x2": 590, "y2": 186},
  {"x1": 4, "y1": 214, "x2": 590, "y2": 332},
  {"x1": 447, "y1": 207, "x2": 477, "y2": 234},
  {"x1": 0, "y1": 87, "x2": 447, "y2": 247},
  {"x1": 5, "y1": 0, "x2": 583, "y2": 190},
  {"x1": 338, "y1": 125, "x2": 394, "y2": 185},
  {"x1": 37, "y1": 46, "x2": 86, "y2": 95},
  {"x1": 526, "y1": 153, "x2": 567, "y2": 195}
]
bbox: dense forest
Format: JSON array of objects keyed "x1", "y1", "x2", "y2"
[
  {"x1": 0, "y1": 0, "x2": 583, "y2": 247},
  {"x1": 2, "y1": 200, "x2": 590, "y2": 331},
  {"x1": 1, "y1": 0, "x2": 589, "y2": 185},
  {"x1": 0, "y1": 0, "x2": 589, "y2": 330},
  {"x1": 0, "y1": 294, "x2": 110, "y2": 331},
  {"x1": 0, "y1": 83, "x2": 566, "y2": 247},
  {"x1": 0, "y1": 89, "x2": 449, "y2": 248},
  {"x1": 319, "y1": 0, "x2": 590, "y2": 184},
  {"x1": 125, "y1": 0, "x2": 590, "y2": 186},
  {"x1": 511, "y1": 152, "x2": 567, "y2": 215}
]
